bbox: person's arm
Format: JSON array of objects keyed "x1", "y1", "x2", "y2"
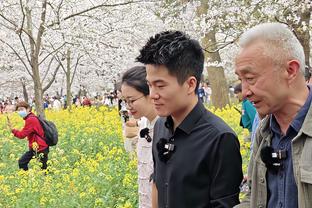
[
  {"x1": 209, "y1": 132, "x2": 243, "y2": 208},
  {"x1": 11, "y1": 118, "x2": 34, "y2": 139},
  {"x1": 152, "y1": 182, "x2": 158, "y2": 208}
]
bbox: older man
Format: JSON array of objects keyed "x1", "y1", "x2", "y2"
[{"x1": 235, "y1": 22, "x2": 312, "y2": 208}]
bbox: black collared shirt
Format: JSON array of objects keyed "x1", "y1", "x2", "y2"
[{"x1": 153, "y1": 101, "x2": 243, "y2": 208}]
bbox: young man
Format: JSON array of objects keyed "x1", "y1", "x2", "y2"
[
  {"x1": 137, "y1": 31, "x2": 243, "y2": 208},
  {"x1": 7, "y1": 101, "x2": 49, "y2": 170},
  {"x1": 235, "y1": 23, "x2": 312, "y2": 208}
]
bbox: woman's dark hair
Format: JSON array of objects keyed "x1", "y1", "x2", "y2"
[
  {"x1": 136, "y1": 31, "x2": 204, "y2": 90},
  {"x1": 121, "y1": 66, "x2": 149, "y2": 96}
]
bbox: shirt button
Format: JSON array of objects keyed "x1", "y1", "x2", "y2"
[
  {"x1": 165, "y1": 182, "x2": 168, "y2": 186},
  {"x1": 260, "y1": 178, "x2": 265, "y2": 183},
  {"x1": 279, "y1": 202, "x2": 283, "y2": 207},
  {"x1": 258, "y1": 205, "x2": 263, "y2": 208}
]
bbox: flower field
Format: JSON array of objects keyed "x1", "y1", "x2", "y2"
[{"x1": 0, "y1": 105, "x2": 250, "y2": 208}]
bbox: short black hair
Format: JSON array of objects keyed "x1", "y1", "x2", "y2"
[
  {"x1": 136, "y1": 31, "x2": 204, "y2": 90},
  {"x1": 121, "y1": 66, "x2": 149, "y2": 96}
]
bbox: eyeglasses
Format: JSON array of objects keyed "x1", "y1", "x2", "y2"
[{"x1": 123, "y1": 95, "x2": 145, "y2": 106}]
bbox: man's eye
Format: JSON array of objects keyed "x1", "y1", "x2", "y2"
[{"x1": 246, "y1": 77, "x2": 255, "y2": 82}]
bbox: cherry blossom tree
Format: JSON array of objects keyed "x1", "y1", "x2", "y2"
[{"x1": 0, "y1": 0, "x2": 159, "y2": 115}]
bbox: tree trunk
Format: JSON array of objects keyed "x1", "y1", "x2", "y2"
[
  {"x1": 202, "y1": 30, "x2": 230, "y2": 108},
  {"x1": 21, "y1": 80, "x2": 29, "y2": 103},
  {"x1": 196, "y1": 0, "x2": 230, "y2": 108},
  {"x1": 25, "y1": 0, "x2": 47, "y2": 117},
  {"x1": 66, "y1": 49, "x2": 72, "y2": 110},
  {"x1": 32, "y1": 61, "x2": 44, "y2": 117}
]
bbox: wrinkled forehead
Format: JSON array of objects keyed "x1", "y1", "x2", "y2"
[{"x1": 234, "y1": 42, "x2": 271, "y2": 73}]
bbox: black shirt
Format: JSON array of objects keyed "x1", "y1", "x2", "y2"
[{"x1": 153, "y1": 101, "x2": 243, "y2": 208}]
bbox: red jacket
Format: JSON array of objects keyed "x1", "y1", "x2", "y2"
[{"x1": 12, "y1": 112, "x2": 48, "y2": 152}]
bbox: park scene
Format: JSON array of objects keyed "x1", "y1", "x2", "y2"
[{"x1": 0, "y1": 1, "x2": 311, "y2": 208}]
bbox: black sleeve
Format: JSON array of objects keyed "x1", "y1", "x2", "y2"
[{"x1": 209, "y1": 132, "x2": 243, "y2": 208}]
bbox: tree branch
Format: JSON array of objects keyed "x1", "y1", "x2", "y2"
[
  {"x1": 17, "y1": 0, "x2": 33, "y2": 68},
  {"x1": 0, "y1": 39, "x2": 33, "y2": 79},
  {"x1": 43, "y1": 63, "x2": 61, "y2": 93},
  {"x1": 39, "y1": 42, "x2": 67, "y2": 65},
  {"x1": 54, "y1": 52, "x2": 67, "y2": 74},
  {"x1": 34, "y1": 0, "x2": 48, "y2": 58},
  {"x1": 47, "y1": 0, "x2": 143, "y2": 27},
  {"x1": 70, "y1": 55, "x2": 83, "y2": 87},
  {"x1": 42, "y1": 56, "x2": 54, "y2": 83},
  {"x1": 203, "y1": 37, "x2": 238, "y2": 53},
  {"x1": 0, "y1": 8, "x2": 36, "y2": 45}
]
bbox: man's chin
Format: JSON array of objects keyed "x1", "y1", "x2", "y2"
[{"x1": 155, "y1": 110, "x2": 169, "y2": 117}]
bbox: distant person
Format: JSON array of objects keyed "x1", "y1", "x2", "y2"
[
  {"x1": 7, "y1": 101, "x2": 49, "y2": 171},
  {"x1": 52, "y1": 97, "x2": 62, "y2": 111},
  {"x1": 203, "y1": 82, "x2": 212, "y2": 104},
  {"x1": 197, "y1": 83, "x2": 205, "y2": 103},
  {"x1": 82, "y1": 96, "x2": 91, "y2": 107},
  {"x1": 306, "y1": 66, "x2": 312, "y2": 84}
]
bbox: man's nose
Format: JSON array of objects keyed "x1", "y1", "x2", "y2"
[
  {"x1": 242, "y1": 83, "x2": 252, "y2": 99},
  {"x1": 149, "y1": 86, "x2": 160, "y2": 100}
]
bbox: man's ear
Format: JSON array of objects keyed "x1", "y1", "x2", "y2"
[
  {"x1": 286, "y1": 60, "x2": 301, "y2": 83},
  {"x1": 186, "y1": 76, "x2": 197, "y2": 95}
]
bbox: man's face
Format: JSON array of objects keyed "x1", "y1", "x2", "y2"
[
  {"x1": 235, "y1": 42, "x2": 288, "y2": 116},
  {"x1": 146, "y1": 64, "x2": 191, "y2": 117}
]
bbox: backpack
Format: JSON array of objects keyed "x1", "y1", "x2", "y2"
[{"x1": 35, "y1": 116, "x2": 58, "y2": 146}]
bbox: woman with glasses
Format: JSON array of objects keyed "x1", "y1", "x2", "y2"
[{"x1": 121, "y1": 66, "x2": 158, "y2": 208}]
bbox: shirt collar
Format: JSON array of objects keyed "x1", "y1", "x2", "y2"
[
  {"x1": 148, "y1": 116, "x2": 159, "y2": 128},
  {"x1": 165, "y1": 101, "x2": 205, "y2": 135}
]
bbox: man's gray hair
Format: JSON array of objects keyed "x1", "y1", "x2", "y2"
[{"x1": 239, "y1": 22, "x2": 305, "y2": 73}]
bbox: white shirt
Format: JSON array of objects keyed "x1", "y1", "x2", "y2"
[{"x1": 137, "y1": 116, "x2": 158, "y2": 208}]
